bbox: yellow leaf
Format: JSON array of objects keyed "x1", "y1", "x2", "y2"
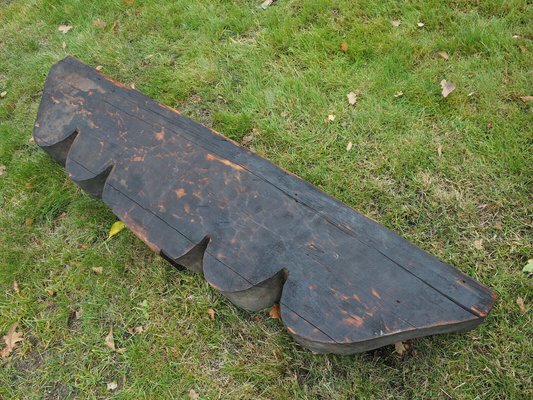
[
  {"x1": 108, "y1": 221, "x2": 126, "y2": 238},
  {"x1": 207, "y1": 308, "x2": 215, "y2": 320}
]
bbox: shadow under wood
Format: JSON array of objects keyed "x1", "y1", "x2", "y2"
[
  {"x1": 221, "y1": 268, "x2": 288, "y2": 311},
  {"x1": 160, "y1": 236, "x2": 210, "y2": 273}
]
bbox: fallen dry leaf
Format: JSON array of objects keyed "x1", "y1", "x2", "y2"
[
  {"x1": 92, "y1": 267, "x2": 103, "y2": 274},
  {"x1": 112, "y1": 20, "x2": 120, "y2": 32},
  {"x1": 61, "y1": 41, "x2": 66, "y2": 49},
  {"x1": 130, "y1": 83, "x2": 136, "y2": 89},
  {"x1": 0, "y1": 165, "x2": 6, "y2": 176},
  {"x1": 95, "y1": 65, "x2": 103, "y2": 71},
  {"x1": 207, "y1": 308, "x2": 215, "y2": 320},
  {"x1": 347, "y1": 91, "x2": 357, "y2": 106},
  {"x1": 1, "y1": 323, "x2": 23, "y2": 359},
  {"x1": 105, "y1": 327, "x2": 115, "y2": 350},
  {"x1": 523, "y1": 259, "x2": 533, "y2": 273},
  {"x1": 516, "y1": 297, "x2": 526, "y2": 314},
  {"x1": 93, "y1": 19, "x2": 107, "y2": 29},
  {"x1": 107, "y1": 381, "x2": 118, "y2": 391},
  {"x1": 473, "y1": 239, "x2": 484, "y2": 250},
  {"x1": 269, "y1": 303, "x2": 281, "y2": 319},
  {"x1": 440, "y1": 79, "x2": 456, "y2": 98},
  {"x1": 260, "y1": 0, "x2": 275, "y2": 10},
  {"x1": 25, "y1": 218, "x2": 34, "y2": 227},
  {"x1": 25, "y1": 182, "x2": 35, "y2": 189},
  {"x1": 241, "y1": 134, "x2": 255, "y2": 145},
  {"x1": 519, "y1": 96, "x2": 533, "y2": 103},
  {"x1": 437, "y1": 51, "x2": 449, "y2": 60},
  {"x1": 394, "y1": 340, "x2": 412, "y2": 357},
  {"x1": 58, "y1": 24, "x2": 72, "y2": 34},
  {"x1": 394, "y1": 341, "x2": 407, "y2": 356},
  {"x1": 394, "y1": 91, "x2": 403, "y2": 98},
  {"x1": 79, "y1": 243, "x2": 89, "y2": 250},
  {"x1": 189, "y1": 389, "x2": 199, "y2": 400},
  {"x1": 340, "y1": 41, "x2": 348, "y2": 53},
  {"x1": 391, "y1": 19, "x2": 401, "y2": 27},
  {"x1": 437, "y1": 144, "x2": 443, "y2": 158},
  {"x1": 124, "y1": 0, "x2": 134, "y2": 4},
  {"x1": 108, "y1": 220, "x2": 126, "y2": 238},
  {"x1": 417, "y1": 22, "x2": 424, "y2": 27},
  {"x1": 131, "y1": 325, "x2": 144, "y2": 334},
  {"x1": 327, "y1": 114, "x2": 336, "y2": 122},
  {"x1": 45, "y1": 288, "x2": 56, "y2": 297},
  {"x1": 13, "y1": 280, "x2": 20, "y2": 295},
  {"x1": 0, "y1": 91, "x2": 6, "y2": 98},
  {"x1": 346, "y1": 141, "x2": 353, "y2": 151}
]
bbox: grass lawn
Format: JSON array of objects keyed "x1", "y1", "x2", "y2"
[{"x1": 1, "y1": 0, "x2": 531, "y2": 398}]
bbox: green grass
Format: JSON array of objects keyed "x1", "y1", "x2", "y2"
[{"x1": 1, "y1": 0, "x2": 532, "y2": 398}]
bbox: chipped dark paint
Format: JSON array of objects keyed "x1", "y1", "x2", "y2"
[{"x1": 33, "y1": 57, "x2": 496, "y2": 354}]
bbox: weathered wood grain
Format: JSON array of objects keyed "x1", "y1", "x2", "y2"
[{"x1": 33, "y1": 57, "x2": 496, "y2": 354}]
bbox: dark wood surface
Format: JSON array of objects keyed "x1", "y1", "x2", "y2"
[{"x1": 33, "y1": 57, "x2": 496, "y2": 354}]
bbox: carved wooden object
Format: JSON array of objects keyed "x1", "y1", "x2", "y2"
[{"x1": 33, "y1": 57, "x2": 495, "y2": 354}]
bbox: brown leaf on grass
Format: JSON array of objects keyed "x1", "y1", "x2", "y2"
[
  {"x1": 391, "y1": 19, "x2": 401, "y2": 27},
  {"x1": 437, "y1": 144, "x2": 443, "y2": 158},
  {"x1": 13, "y1": 280, "x2": 20, "y2": 295},
  {"x1": 127, "y1": 325, "x2": 144, "y2": 334},
  {"x1": 417, "y1": 22, "x2": 424, "y2": 27},
  {"x1": 91, "y1": 267, "x2": 103, "y2": 274},
  {"x1": 394, "y1": 91, "x2": 403, "y2": 98},
  {"x1": 269, "y1": 303, "x2": 281, "y2": 319},
  {"x1": 437, "y1": 51, "x2": 449, "y2": 60},
  {"x1": 347, "y1": 91, "x2": 357, "y2": 106},
  {"x1": 25, "y1": 218, "x2": 34, "y2": 226},
  {"x1": 107, "y1": 381, "x2": 118, "y2": 391},
  {"x1": 346, "y1": 141, "x2": 353, "y2": 151},
  {"x1": 241, "y1": 134, "x2": 255, "y2": 145},
  {"x1": 207, "y1": 308, "x2": 215, "y2": 320},
  {"x1": 440, "y1": 80, "x2": 456, "y2": 98},
  {"x1": 189, "y1": 389, "x2": 199, "y2": 400},
  {"x1": 394, "y1": 340, "x2": 412, "y2": 357},
  {"x1": 105, "y1": 327, "x2": 115, "y2": 350},
  {"x1": 95, "y1": 65, "x2": 103, "y2": 71},
  {"x1": 519, "y1": 96, "x2": 533, "y2": 103},
  {"x1": 58, "y1": 24, "x2": 72, "y2": 34},
  {"x1": 0, "y1": 165, "x2": 5, "y2": 176},
  {"x1": 1, "y1": 323, "x2": 23, "y2": 359},
  {"x1": 123, "y1": 0, "x2": 134, "y2": 4},
  {"x1": 93, "y1": 19, "x2": 107, "y2": 29},
  {"x1": 45, "y1": 288, "x2": 56, "y2": 297},
  {"x1": 516, "y1": 297, "x2": 526, "y2": 314},
  {"x1": 260, "y1": 0, "x2": 275, "y2": 10},
  {"x1": 79, "y1": 243, "x2": 89, "y2": 250},
  {"x1": 473, "y1": 239, "x2": 483, "y2": 250},
  {"x1": 340, "y1": 40, "x2": 348, "y2": 53},
  {"x1": 25, "y1": 182, "x2": 35, "y2": 189},
  {"x1": 0, "y1": 91, "x2": 6, "y2": 98}
]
